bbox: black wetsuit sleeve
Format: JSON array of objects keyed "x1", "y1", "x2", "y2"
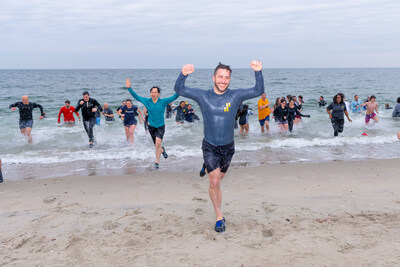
[
  {"x1": 32, "y1": 103, "x2": 44, "y2": 116},
  {"x1": 93, "y1": 99, "x2": 102, "y2": 109},
  {"x1": 295, "y1": 108, "x2": 308, "y2": 117},
  {"x1": 326, "y1": 103, "x2": 333, "y2": 111},
  {"x1": 174, "y1": 73, "x2": 203, "y2": 103},
  {"x1": 9, "y1": 102, "x2": 20, "y2": 109},
  {"x1": 76, "y1": 99, "x2": 82, "y2": 112},
  {"x1": 235, "y1": 71, "x2": 265, "y2": 103}
]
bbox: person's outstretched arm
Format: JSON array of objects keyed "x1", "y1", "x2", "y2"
[
  {"x1": 125, "y1": 79, "x2": 147, "y2": 104},
  {"x1": 9, "y1": 102, "x2": 20, "y2": 110},
  {"x1": 32, "y1": 103, "x2": 44, "y2": 119},
  {"x1": 174, "y1": 64, "x2": 203, "y2": 103},
  {"x1": 236, "y1": 60, "x2": 265, "y2": 102}
]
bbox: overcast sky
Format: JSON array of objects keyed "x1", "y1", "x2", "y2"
[{"x1": 1, "y1": 0, "x2": 399, "y2": 68}]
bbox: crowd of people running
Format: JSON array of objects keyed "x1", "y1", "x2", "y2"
[{"x1": 3, "y1": 60, "x2": 400, "y2": 234}]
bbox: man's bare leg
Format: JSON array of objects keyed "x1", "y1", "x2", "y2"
[{"x1": 208, "y1": 168, "x2": 226, "y2": 221}]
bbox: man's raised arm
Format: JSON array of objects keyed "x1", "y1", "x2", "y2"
[
  {"x1": 174, "y1": 64, "x2": 202, "y2": 102},
  {"x1": 237, "y1": 60, "x2": 265, "y2": 102}
]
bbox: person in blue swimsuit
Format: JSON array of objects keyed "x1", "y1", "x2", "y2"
[
  {"x1": 125, "y1": 80, "x2": 179, "y2": 168},
  {"x1": 117, "y1": 99, "x2": 144, "y2": 144},
  {"x1": 174, "y1": 60, "x2": 264, "y2": 232}
]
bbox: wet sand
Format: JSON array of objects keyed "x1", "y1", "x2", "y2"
[{"x1": 1, "y1": 159, "x2": 400, "y2": 266}]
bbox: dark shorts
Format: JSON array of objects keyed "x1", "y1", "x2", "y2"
[
  {"x1": 148, "y1": 125, "x2": 165, "y2": 144},
  {"x1": 259, "y1": 115, "x2": 270, "y2": 126},
  {"x1": 124, "y1": 119, "x2": 137, "y2": 127},
  {"x1": 202, "y1": 139, "x2": 235, "y2": 173},
  {"x1": 19, "y1": 120, "x2": 33, "y2": 129},
  {"x1": 277, "y1": 120, "x2": 288, "y2": 125}
]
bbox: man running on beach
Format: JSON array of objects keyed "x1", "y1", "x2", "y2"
[
  {"x1": 362, "y1": 95, "x2": 379, "y2": 124},
  {"x1": 58, "y1": 100, "x2": 80, "y2": 124},
  {"x1": 9, "y1": 96, "x2": 44, "y2": 143},
  {"x1": 75, "y1": 91, "x2": 102, "y2": 148},
  {"x1": 258, "y1": 93, "x2": 271, "y2": 133},
  {"x1": 174, "y1": 60, "x2": 264, "y2": 232},
  {"x1": 125, "y1": 81, "x2": 179, "y2": 169}
]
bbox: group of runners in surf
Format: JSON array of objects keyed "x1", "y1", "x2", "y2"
[{"x1": 4, "y1": 60, "x2": 400, "y2": 232}]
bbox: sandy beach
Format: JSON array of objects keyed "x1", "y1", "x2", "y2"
[{"x1": 1, "y1": 159, "x2": 400, "y2": 266}]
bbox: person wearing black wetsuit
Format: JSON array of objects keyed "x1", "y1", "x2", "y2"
[
  {"x1": 287, "y1": 99, "x2": 310, "y2": 132},
  {"x1": 174, "y1": 60, "x2": 264, "y2": 233},
  {"x1": 273, "y1": 99, "x2": 289, "y2": 131},
  {"x1": 173, "y1": 101, "x2": 187, "y2": 124},
  {"x1": 75, "y1": 91, "x2": 102, "y2": 147},
  {"x1": 165, "y1": 103, "x2": 173, "y2": 118},
  {"x1": 9, "y1": 95, "x2": 44, "y2": 143}
]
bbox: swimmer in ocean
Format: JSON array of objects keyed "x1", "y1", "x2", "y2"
[{"x1": 174, "y1": 60, "x2": 264, "y2": 232}]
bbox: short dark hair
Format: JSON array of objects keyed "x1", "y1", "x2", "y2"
[
  {"x1": 370, "y1": 95, "x2": 376, "y2": 99},
  {"x1": 150, "y1": 86, "x2": 160, "y2": 93},
  {"x1": 333, "y1": 93, "x2": 345, "y2": 104},
  {"x1": 214, "y1": 62, "x2": 232, "y2": 76},
  {"x1": 82, "y1": 91, "x2": 89, "y2": 96},
  {"x1": 298, "y1": 95, "x2": 303, "y2": 100},
  {"x1": 397, "y1": 97, "x2": 400, "y2": 103},
  {"x1": 65, "y1": 100, "x2": 70, "y2": 104},
  {"x1": 126, "y1": 98, "x2": 132, "y2": 103},
  {"x1": 320, "y1": 96, "x2": 324, "y2": 99},
  {"x1": 354, "y1": 95, "x2": 358, "y2": 98}
]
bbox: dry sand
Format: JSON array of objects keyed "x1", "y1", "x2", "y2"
[{"x1": 1, "y1": 159, "x2": 400, "y2": 266}]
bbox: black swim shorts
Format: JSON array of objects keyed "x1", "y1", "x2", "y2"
[
  {"x1": 148, "y1": 125, "x2": 165, "y2": 144},
  {"x1": 202, "y1": 139, "x2": 235, "y2": 173}
]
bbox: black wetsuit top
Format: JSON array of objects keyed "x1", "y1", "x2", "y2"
[
  {"x1": 274, "y1": 106, "x2": 289, "y2": 122},
  {"x1": 75, "y1": 98, "x2": 102, "y2": 121},
  {"x1": 174, "y1": 71, "x2": 264, "y2": 146},
  {"x1": 318, "y1": 100, "x2": 327, "y2": 107},
  {"x1": 9, "y1": 102, "x2": 44, "y2": 121}
]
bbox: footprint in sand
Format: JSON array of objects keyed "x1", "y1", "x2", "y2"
[
  {"x1": 262, "y1": 229, "x2": 273, "y2": 238},
  {"x1": 192, "y1": 197, "x2": 207, "y2": 203},
  {"x1": 195, "y1": 208, "x2": 204, "y2": 215},
  {"x1": 102, "y1": 220, "x2": 121, "y2": 230},
  {"x1": 42, "y1": 196, "x2": 57, "y2": 204},
  {"x1": 262, "y1": 202, "x2": 277, "y2": 213}
]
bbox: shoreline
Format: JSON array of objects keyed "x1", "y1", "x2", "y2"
[{"x1": 1, "y1": 159, "x2": 400, "y2": 265}]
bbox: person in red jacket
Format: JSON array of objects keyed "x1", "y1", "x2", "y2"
[{"x1": 58, "y1": 100, "x2": 81, "y2": 124}]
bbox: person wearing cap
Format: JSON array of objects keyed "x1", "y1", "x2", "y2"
[{"x1": 58, "y1": 100, "x2": 81, "y2": 124}]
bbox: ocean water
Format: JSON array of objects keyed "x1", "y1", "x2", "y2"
[{"x1": 1, "y1": 68, "x2": 399, "y2": 180}]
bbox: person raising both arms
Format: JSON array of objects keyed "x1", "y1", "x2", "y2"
[
  {"x1": 9, "y1": 96, "x2": 44, "y2": 143},
  {"x1": 58, "y1": 100, "x2": 80, "y2": 124},
  {"x1": 117, "y1": 99, "x2": 144, "y2": 144},
  {"x1": 174, "y1": 60, "x2": 264, "y2": 233},
  {"x1": 125, "y1": 80, "x2": 179, "y2": 169}
]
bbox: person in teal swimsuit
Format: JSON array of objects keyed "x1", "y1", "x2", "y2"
[{"x1": 125, "y1": 79, "x2": 179, "y2": 168}]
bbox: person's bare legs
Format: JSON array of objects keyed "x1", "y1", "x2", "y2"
[
  {"x1": 154, "y1": 137, "x2": 163, "y2": 164},
  {"x1": 265, "y1": 121, "x2": 269, "y2": 133},
  {"x1": 208, "y1": 168, "x2": 226, "y2": 221},
  {"x1": 260, "y1": 125, "x2": 265, "y2": 133},
  {"x1": 124, "y1": 126, "x2": 130, "y2": 141},
  {"x1": 244, "y1": 123, "x2": 249, "y2": 133},
  {"x1": 128, "y1": 125, "x2": 136, "y2": 144},
  {"x1": 21, "y1": 127, "x2": 33, "y2": 143}
]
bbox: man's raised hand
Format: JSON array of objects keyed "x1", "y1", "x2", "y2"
[
  {"x1": 250, "y1": 60, "x2": 262, "y2": 71},
  {"x1": 125, "y1": 78, "x2": 131, "y2": 88},
  {"x1": 182, "y1": 64, "x2": 195, "y2": 76}
]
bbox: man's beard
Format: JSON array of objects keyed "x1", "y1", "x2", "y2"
[{"x1": 214, "y1": 81, "x2": 230, "y2": 93}]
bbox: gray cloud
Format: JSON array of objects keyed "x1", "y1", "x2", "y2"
[{"x1": 0, "y1": 0, "x2": 399, "y2": 68}]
